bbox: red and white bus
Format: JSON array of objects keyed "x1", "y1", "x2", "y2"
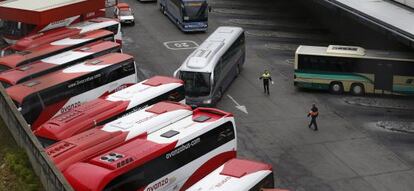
[
  {"x1": 35, "y1": 76, "x2": 185, "y2": 145},
  {"x1": 0, "y1": 0, "x2": 105, "y2": 43},
  {"x1": 1, "y1": 17, "x2": 122, "y2": 55},
  {"x1": 6, "y1": 53, "x2": 137, "y2": 130},
  {"x1": 0, "y1": 41, "x2": 121, "y2": 88},
  {"x1": 0, "y1": 29, "x2": 114, "y2": 72},
  {"x1": 58, "y1": 101, "x2": 236, "y2": 191},
  {"x1": 187, "y1": 158, "x2": 274, "y2": 191},
  {"x1": 68, "y1": 17, "x2": 123, "y2": 45}
]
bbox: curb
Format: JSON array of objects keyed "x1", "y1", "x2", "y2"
[{"x1": 344, "y1": 98, "x2": 414, "y2": 111}]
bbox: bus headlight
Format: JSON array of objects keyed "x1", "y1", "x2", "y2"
[{"x1": 203, "y1": 99, "x2": 212, "y2": 104}]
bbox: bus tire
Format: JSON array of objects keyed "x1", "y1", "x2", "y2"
[
  {"x1": 236, "y1": 64, "x2": 241, "y2": 76},
  {"x1": 217, "y1": 89, "x2": 223, "y2": 102},
  {"x1": 329, "y1": 82, "x2": 344, "y2": 94},
  {"x1": 351, "y1": 83, "x2": 365, "y2": 96}
]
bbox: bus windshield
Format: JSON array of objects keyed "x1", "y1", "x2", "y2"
[
  {"x1": 183, "y1": 2, "x2": 208, "y2": 22},
  {"x1": 1, "y1": 20, "x2": 36, "y2": 38},
  {"x1": 180, "y1": 71, "x2": 210, "y2": 97}
]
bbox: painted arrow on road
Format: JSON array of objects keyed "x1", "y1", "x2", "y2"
[{"x1": 227, "y1": 94, "x2": 248, "y2": 114}]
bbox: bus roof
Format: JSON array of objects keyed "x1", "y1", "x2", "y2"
[
  {"x1": 296, "y1": 45, "x2": 414, "y2": 61},
  {"x1": 63, "y1": 106, "x2": 234, "y2": 190},
  {"x1": 0, "y1": 29, "x2": 113, "y2": 69},
  {"x1": 11, "y1": 27, "x2": 81, "y2": 51},
  {"x1": 179, "y1": 26, "x2": 244, "y2": 73},
  {"x1": 35, "y1": 76, "x2": 184, "y2": 141},
  {"x1": 187, "y1": 159, "x2": 273, "y2": 191},
  {"x1": 116, "y1": 3, "x2": 130, "y2": 9},
  {"x1": 0, "y1": 0, "x2": 104, "y2": 25},
  {"x1": 6, "y1": 53, "x2": 133, "y2": 104},
  {"x1": 11, "y1": 17, "x2": 118, "y2": 51},
  {"x1": 0, "y1": 41, "x2": 120, "y2": 86},
  {"x1": 69, "y1": 17, "x2": 119, "y2": 34}
]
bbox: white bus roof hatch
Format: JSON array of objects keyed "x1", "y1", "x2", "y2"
[{"x1": 186, "y1": 41, "x2": 224, "y2": 69}]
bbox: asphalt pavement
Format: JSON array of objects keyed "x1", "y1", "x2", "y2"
[{"x1": 119, "y1": 0, "x2": 414, "y2": 190}]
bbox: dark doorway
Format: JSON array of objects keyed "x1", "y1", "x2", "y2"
[{"x1": 374, "y1": 63, "x2": 393, "y2": 92}]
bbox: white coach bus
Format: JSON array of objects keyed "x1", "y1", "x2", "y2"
[{"x1": 174, "y1": 26, "x2": 245, "y2": 106}]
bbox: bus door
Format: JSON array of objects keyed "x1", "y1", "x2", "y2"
[{"x1": 374, "y1": 63, "x2": 393, "y2": 92}]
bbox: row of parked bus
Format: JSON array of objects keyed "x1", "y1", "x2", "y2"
[{"x1": 0, "y1": 9, "x2": 280, "y2": 190}]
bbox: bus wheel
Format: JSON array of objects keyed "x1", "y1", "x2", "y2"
[
  {"x1": 161, "y1": 6, "x2": 166, "y2": 15},
  {"x1": 329, "y1": 82, "x2": 344, "y2": 94},
  {"x1": 351, "y1": 83, "x2": 365, "y2": 96},
  {"x1": 236, "y1": 65, "x2": 241, "y2": 76},
  {"x1": 217, "y1": 89, "x2": 223, "y2": 99}
]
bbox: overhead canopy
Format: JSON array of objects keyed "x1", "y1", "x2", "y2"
[
  {"x1": 0, "y1": 0, "x2": 105, "y2": 25},
  {"x1": 320, "y1": 0, "x2": 414, "y2": 48}
]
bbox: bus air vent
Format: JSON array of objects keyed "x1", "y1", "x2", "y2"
[
  {"x1": 24, "y1": 81, "x2": 40, "y2": 87},
  {"x1": 161, "y1": 130, "x2": 180, "y2": 138},
  {"x1": 89, "y1": 60, "x2": 102, "y2": 65},
  {"x1": 18, "y1": 66, "x2": 32, "y2": 71},
  {"x1": 193, "y1": 115, "x2": 211, "y2": 122},
  {"x1": 79, "y1": 47, "x2": 91, "y2": 52},
  {"x1": 326, "y1": 45, "x2": 365, "y2": 56},
  {"x1": 100, "y1": 152, "x2": 124, "y2": 163}
]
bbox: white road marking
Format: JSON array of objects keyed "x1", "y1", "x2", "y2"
[
  {"x1": 163, "y1": 40, "x2": 199, "y2": 50},
  {"x1": 227, "y1": 94, "x2": 248, "y2": 114}
]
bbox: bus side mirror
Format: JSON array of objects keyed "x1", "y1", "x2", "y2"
[
  {"x1": 173, "y1": 70, "x2": 180, "y2": 78},
  {"x1": 208, "y1": 6, "x2": 212, "y2": 12}
]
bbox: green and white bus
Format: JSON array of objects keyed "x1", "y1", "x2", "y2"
[{"x1": 294, "y1": 45, "x2": 414, "y2": 95}]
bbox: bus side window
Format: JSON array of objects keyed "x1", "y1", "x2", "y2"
[{"x1": 406, "y1": 79, "x2": 413, "y2": 84}]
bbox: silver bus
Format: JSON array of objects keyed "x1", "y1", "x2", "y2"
[{"x1": 174, "y1": 26, "x2": 245, "y2": 106}]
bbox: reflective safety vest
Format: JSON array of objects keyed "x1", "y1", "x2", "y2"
[{"x1": 261, "y1": 73, "x2": 271, "y2": 79}]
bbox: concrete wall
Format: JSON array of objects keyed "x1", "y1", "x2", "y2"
[
  {"x1": 0, "y1": 85, "x2": 74, "y2": 191},
  {"x1": 393, "y1": 0, "x2": 414, "y2": 9}
]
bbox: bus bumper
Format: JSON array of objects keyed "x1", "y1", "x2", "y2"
[{"x1": 180, "y1": 22, "x2": 208, "y2": 32}]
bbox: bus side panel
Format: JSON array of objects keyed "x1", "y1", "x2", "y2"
[
  {"x1": 166, "y1": 0, "x2": 182, "y2": 23},
  {"x1": 31, "y1": 74, "x2": 137, "y2": 129},
  {"x1": 102, "y1": 121, "x2": 236, "y2": 191},
  {"x1": 393, "y1": 75, "x2": 414, "y2": 95}
]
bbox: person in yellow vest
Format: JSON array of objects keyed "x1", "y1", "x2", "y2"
[
  {"x1": 307, "y1": 103, "x2": 319, "y2": 131},
  {"x1": 259, "y1": 70, "x2": 273, "y2": 95}
]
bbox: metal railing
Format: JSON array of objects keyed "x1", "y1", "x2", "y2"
[{"x1": 0, "y1": 85, "x2": 73, "y2": 191}]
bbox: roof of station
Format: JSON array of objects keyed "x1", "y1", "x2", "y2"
[
  {"x1": 0, "y1": 0, "x2": 105, "y2": 25},
  {"x1": 324, "y1": 0, "x2": 414, "y2": 48}
]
